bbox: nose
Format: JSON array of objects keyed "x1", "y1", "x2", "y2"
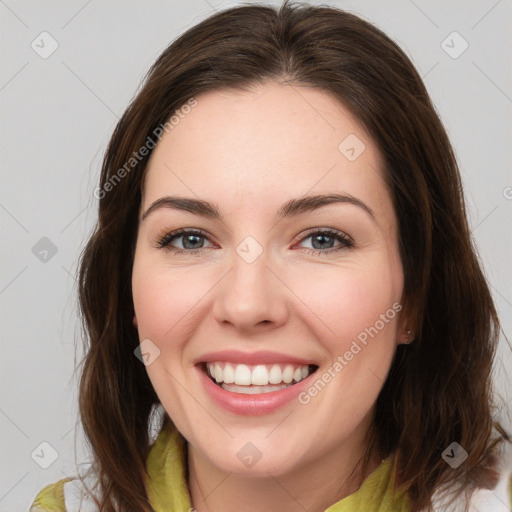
[{"x1": 212, "y1": 247, "x2": 289, "y2": 333}]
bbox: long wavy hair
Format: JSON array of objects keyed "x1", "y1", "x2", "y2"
[{"x1": 75, "y1": 1, "x2": 510, "y2": 510}]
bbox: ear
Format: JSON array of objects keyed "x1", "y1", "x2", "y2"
[
  {"x1": 133, "y1": 314, "x2": 138, "y2": 328},
  {"x1": 397, "y1": 329, "x2": 413, "y2": 345},
  {"x1": 396, "y1": 300, "x2": 416, "y2": 345}
]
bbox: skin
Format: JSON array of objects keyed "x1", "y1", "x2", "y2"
[{"x1": 131, "y1": 82, "x2": 410, "y2": 512}]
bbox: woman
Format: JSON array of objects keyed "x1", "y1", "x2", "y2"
[{"x1": 30, "y1": 1, "x2": 511, "y2": 511}]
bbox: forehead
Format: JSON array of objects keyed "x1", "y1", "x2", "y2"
[{"x1": 142, "y1": 82, "x2": 389, "y2": 219}]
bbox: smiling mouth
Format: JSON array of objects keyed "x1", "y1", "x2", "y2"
[{"x1": 201, "y1": 362, "x2": 319, "y2": 394}]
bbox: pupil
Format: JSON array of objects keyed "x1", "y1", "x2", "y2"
[
  {"x1": 312, "y1": 234, "x2": 333, "y2": 250},
  {"x1": 180, "y1": 234, "x2": 334, "y2": 250},
  {"x1": 183, "y1": 235, "x2": 203, "y2": 249}
]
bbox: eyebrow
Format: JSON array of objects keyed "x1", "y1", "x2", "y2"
[{"x1": 140, "y1": 193, "x2": 375, "y2": 222}]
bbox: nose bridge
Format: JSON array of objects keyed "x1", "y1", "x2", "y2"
[{"x1": 213, "y1": 235, "x2": 288, "y2": 330}]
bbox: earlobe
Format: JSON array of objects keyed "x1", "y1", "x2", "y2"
[
  {"x1": 398, "y1": 329, "x2": 413, "y2": 345},
  {"x1": 396, "y1": 302, "x2": 416, "y2": 345}
]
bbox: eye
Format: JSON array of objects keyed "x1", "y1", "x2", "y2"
[
  {"x1": 154, "y1": 228, "x2": 214, "y2": 253},
  {"x1": 296, "y1": 228, "x2": 354, "y2": 255},
  {"x1": 154, "y1": 227, "x2": 354, "y2": 255}
]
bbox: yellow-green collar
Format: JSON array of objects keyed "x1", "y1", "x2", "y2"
[{"x1": 145, "y1": 426, "x2": 410, "y2": 512}]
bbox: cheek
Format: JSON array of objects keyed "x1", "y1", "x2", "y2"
[
  {"x1": 293, "y1": 265, "x2": 402, "y2": 422},
  {"x1": 132, "y1": 257, "x2": 216, "y2": 343},
  {"x1": 290, "y1": 262, "x2": 401, "y2": 351}
]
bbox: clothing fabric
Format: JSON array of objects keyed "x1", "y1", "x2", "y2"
[{"x1": 29, "y1": 425, "x2": 512, "y2": 511}]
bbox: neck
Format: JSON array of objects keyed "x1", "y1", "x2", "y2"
[{"x1": 187, "y1": 424, "x2": 382, "y2": 512}]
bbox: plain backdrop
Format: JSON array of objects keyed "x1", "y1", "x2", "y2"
[{"x1": 1, "y1": 1, "x2": 511, "y2": 510}]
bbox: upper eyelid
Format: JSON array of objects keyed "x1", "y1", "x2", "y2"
[{"x1": 154, "y1": 227, "x2": 214, "y2": 247}]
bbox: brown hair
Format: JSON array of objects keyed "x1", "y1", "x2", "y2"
[{"x1": 75, "y1": 1, "x2": 510, "y2": 510}]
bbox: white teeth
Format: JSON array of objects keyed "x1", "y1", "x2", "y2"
[
  {"x1": 223, "y1": 363, "x2": 235, "y2": 384},
  {"x1": 214, "y1": 363, "x2": 223, "y2": 383},
  {"x1": 269, "y1": 365, "x2": 282, "y2": 384},
  {"x1": 251, "y1": 365, "x2": 268, "y2": 385},
  {"x1": 282, "y1": 365, "x2": 294, "y2": 383},
  {"x1": 234, "y1": 364, "x2": 252, "y2": 385},
  {"x1": 205, "y1": 362, "x2": 313, "y2": 387}
]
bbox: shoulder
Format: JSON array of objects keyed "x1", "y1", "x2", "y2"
[
  {"x1": 28, "y1": 426, "x2": 176, "y2": 512},
  {"x1": 30, "y1": 474, "x2": 100, "y2": 512}
]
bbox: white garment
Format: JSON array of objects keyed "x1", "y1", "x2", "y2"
[
  {"x1": 429, "y1": 469, "x2": 512, "y2": 512},
  {"x1": 62, "y1": 474, "x2": 100, "y2": 512}
]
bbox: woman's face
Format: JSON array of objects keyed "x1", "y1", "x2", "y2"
[{"x1": 132, "y1": 82, "x2": 406, "y2": 477}]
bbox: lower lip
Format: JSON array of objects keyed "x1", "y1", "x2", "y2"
[{"x1": 196, "y1": 365, "x2": 316, "y2": 416}]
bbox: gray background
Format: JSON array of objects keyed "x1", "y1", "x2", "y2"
[{"x1": 1, "y1": 0, "x2": 511, "y2": 510}]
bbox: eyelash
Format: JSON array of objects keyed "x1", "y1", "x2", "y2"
[{"x1": 153, "y1": 227, "x2": 354, "y2": 256}]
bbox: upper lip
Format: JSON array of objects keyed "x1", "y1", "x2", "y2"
[{"x1": 194, "y1": 350, "x2": 316, "y2": 366}]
